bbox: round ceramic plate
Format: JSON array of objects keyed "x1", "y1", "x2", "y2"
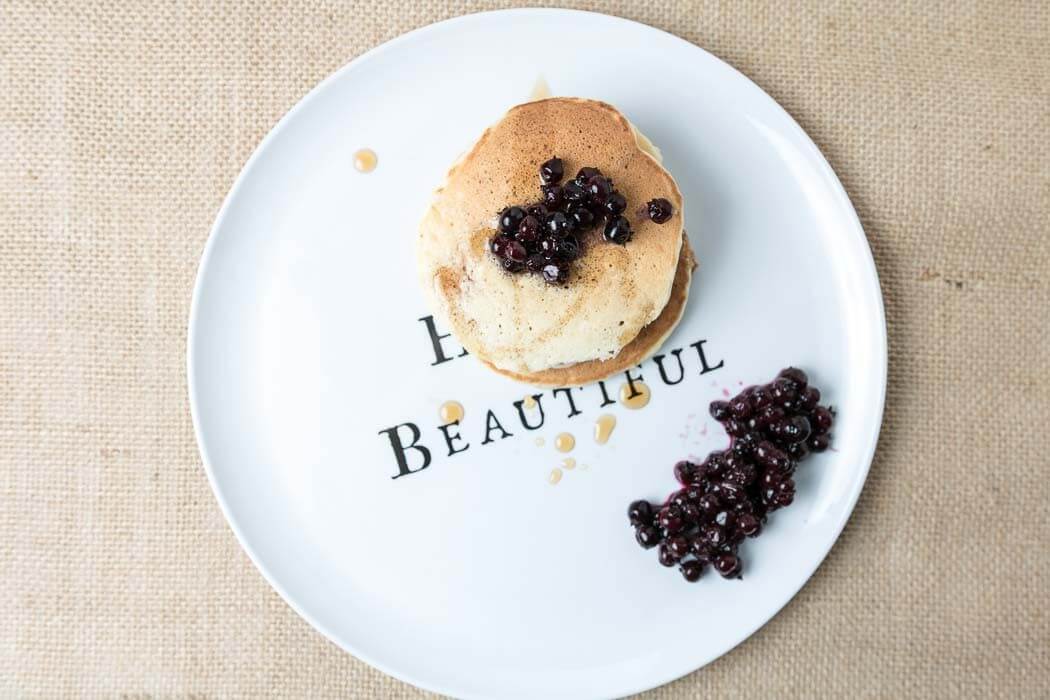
[{"x1": 189, "y1": 9, "x2": 886, "y2": 699}]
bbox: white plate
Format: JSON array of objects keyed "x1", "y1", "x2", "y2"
[{"x1": 188, "y1": 9, "x2": 886, "y2": 699}]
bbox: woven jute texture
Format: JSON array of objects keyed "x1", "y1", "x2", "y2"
[{"x1": 2, "y1": 0, "x2": 1048, "y2": 697}]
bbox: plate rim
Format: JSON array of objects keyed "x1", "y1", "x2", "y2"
[{"x1": 187, "y1": 8, "x2": 888, "y2": 698}]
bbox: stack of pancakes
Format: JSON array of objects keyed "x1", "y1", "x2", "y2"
[{"x1": 417, "y1": 98, "x2": 694, "y2": 386}]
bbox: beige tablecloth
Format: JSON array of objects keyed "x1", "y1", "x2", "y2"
[{"x1": 2, "y1": 1, "x2": 1048, "y2": 697}]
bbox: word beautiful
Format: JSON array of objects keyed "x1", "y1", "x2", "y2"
[{"x1": 377, "y1": 317, "x2": 725, "y2": 479}]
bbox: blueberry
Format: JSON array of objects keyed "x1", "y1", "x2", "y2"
[
  {"x1": 714, "y1": 553, "x2": 742, "y2": 578},
  {"x1": 490, "y1": 234, "x2": 513, "y2": 258},
  {"x1": 657, "y1": 506, "x2": 684, "y2": 533},
  {"x1": 558, "y1": 236, "x2": 580, "y2": 261},
  {"x1": 737, "y1": 513, "x2": 761, "y2": 537},
  {"x1": 525, "y1": 253, "x2": 547, "y2": 273},
  {"x1": 516, "y1": 215, "x2": 541, "y2": 244},
  {"x1": 503, "y1": 238, "x2": 527, "y2": 263},
  {"x1": 541, "y1": 262, "x2": 568, "y2": 285},
  {"x1": 646, "y1": 198, "x2": 674, "y2": 223},
  {"x1": 500, "y1": 258, "x2": 523, "y2": 273},
  {"x1": 545, "y1": 212, "x2": 573, "y2": 237},
  {"x1": 668, "y1": 535, "x2": 690, "y2": 558},
  {"x1": 628, "y1": 499, "x2": 653, "y2": 526},
  {"x1": 709, "y1": 400, "x2": 731, "y2": 421},
  {"x1": 811, "y1": 406, "x2": 833, "y2": 434},
  {"x1": 562, "y1": 180, "x2": 588, "y2": 203},
  {"x1": 674, "y1": 460, "x2": 697, "y2": 485},
  {"x1": 575, "y1": 166, "x2": 602, "y2": 184},
  {"x1": 539, "y1": 157, "x2": 564, "y2": 184},
  {"x1": 569, "y1": 205, "x2": 595, "y2": 230},
  {"x1": 604, "y1": 216, "x2": 633, "y2": 244},
  {"x1": 498, "y1": 206, "x2": 526, "y2": 234},
  {"x1": 635, "y1": 524, "x2": 661, "y2": 549},
  {"x1": 799, "y1": 386, "x2": 821, "y2": 411},
  {"x1": 541, "y1": 183, "x2": 564, "y2": 209},
  {"x1": 657, "y1": 544, "x2": 678, "y2": 567},
  {"x1": 680, "y1": 559, "x2": 704, "y2": 582},
  {"x1": 777, "y1": 367, "x2": 808, "y2": 390},
  {"x1": 585, "y1": 175, "x2": 612, "y2": 204},
  {"x1": 807, "y1": 433, "x2": 830, "y2": 452},
  {"x1": 604, "y1": 191, "x2": 627, "y2": 216},
  {"x1": 525, "y1": 203, "x2": 548, "y2": 219}
]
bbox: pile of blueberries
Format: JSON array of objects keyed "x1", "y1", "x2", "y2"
[
  {"x1": 489, "y1": 156, "x2": 675, "y2": 284},
  {"x1": 628, "y1": 368, "x2": 835, "y2": 582}
]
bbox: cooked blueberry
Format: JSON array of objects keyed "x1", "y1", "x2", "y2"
[
  {"x1": 749, "y1": 386, "x2": 773, "y2": 409},
  {"x1": 701, "y1": 523, "x2": 726, "y2": 547},
  {"x1": 714, "y1": 553, "x2": 742, "y2": 578},
  {"x1": 697, "y1": 493, "x2": 720, "y2": 517},
  {"x1": 517, "y1": 215, "x2": 541, "y2": 243},
  {"x1": 729, "y1": 395, "x2": 752, "y2": 419},
  {"x1": 541, "y1": 183, "x2": 564, "y2": 209},
  {"x1": 646, "y1": 198, "x2": 674, "y2": 223},
  {"x1": 585, "y1": 175, "x2": 612, "y2": 204},
  {"x1": 628, "y1": 499, "x2": 653, "y2": 526},
  {"x1": 604, "y1": 216, "x2": 633, "y2": 244},
  {"x1": 682, "y1": 503, "x2": 702, "y2": 523},
  {"x1": 500, "y1": 258, "x2": 523, "y2": 273},
  {"x1": 679, "y1": 559, "x2": 703, "y2": 582},
  {"x1": 545, "y1": 212, "x2": 573, "y2": 237},
  {"x1": 569, "y1": 205, "x2": 595, "y2": 230},
  {"x1": 635, "y1": 524, "x2": 661, "y2": 549},
  {"x1": 562, "y1": 180, "x2": 588, "y2": 202},
  {"x1": 668, "y1": 535, "x2": 690, "y2": 558},
  {"x1": 657, "y1": 544, "x2": 679, "y2": 567},
  {"x1": 709, "y1": 400, "x2": 731, "y2": 421},
  {"x1": 498, "y1": 206, "x2": 526, "y2": 234},
  {"x1": 525, "y1": 253, "x2": 547, "y2": 273},
  {"x1": 541, "y1": 262, "x2": 568, "y2": 284},
  {"x1": 737, "y1": 513, "x2": 761, "y2": 537},
  {"x1": 674, "y1": 460, "x2": 697, "y2": 485},
  {"x1": 785, "y1": 441, "x2": 808, "y2": 461},
  {"x1": 525, "y1": 203, "x2": 548, "y2": 219},
  {"x1": 503, "y1": 238, "x2": 527, "y2": 263},
  {"x1": 807, "y1": 433, "x2": 830, "y2": 452},
  {"x1": 575, "y1": 166, "x2": 602, "y2": 184},
  {"x1": 490, "y1": 234, "x2": 513, "y2": 257},
  {"x1": 539, "y1": 157, "x2": 564, "y2": 184},
  {"x1": 669, "y1": 489, "x2": 690, "y2": 510},
  {"x1": 799, "y1": 386, "x2": 821, "y2": 411},
  {"x1": 604, "y1": 191, "x2": 627, "y2": 216},
  {"x1": 770, "y1": 377, "x2": 799, "y2": 407},
  {"x1": 558, "y1": 236, "x2": 580, "y2": 261},
  {"x1": 811, "y1": 406, "x2": 834, "y2": 434},
  {"x1": 778, "y1": 416, "x2": 811, "y2": 444},
  {"x1": 657, "y1": 506, "x2": 684, "y2": 533},
  {"x1": 777, "y1": 367, "x2": 808, "y2": 390}
]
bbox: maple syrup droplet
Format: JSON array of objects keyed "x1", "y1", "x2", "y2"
[
  {"x1": 561, "y1": 457, "x2": 576, "y2": 470},
  {"x1": 353, "y1": 148, "x2": 377, "y2": 173},
  {"x1": 554, "y1": 433, "x2": 575, "y2": 453},
  {"x1": 439, "y1": 401, "x2": 463, "y2": 423},
  {"x1": 548, "y1": 468, "x2": 563, "y2": 485},
  {"x1": 619, "y1": 381, "x2": 651, "y2": 409},
  {"x1": 594, "y1": 414, "x2": 617, "y2": 444}
]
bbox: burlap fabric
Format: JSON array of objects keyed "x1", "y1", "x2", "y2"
[{"x1": 2, "y1": 1, "x2": 1048, "y2": 697}]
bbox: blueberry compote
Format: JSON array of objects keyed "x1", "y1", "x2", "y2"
[
  {"x1": 627, "y1": 368, "x2": 834, "y2": 582},
  {"x1": 489, "y1": 157, "x2": 675, "y2": 284}
]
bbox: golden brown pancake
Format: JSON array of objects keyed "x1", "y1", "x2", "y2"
[
  {"x1": 417, "y1": 97, "x2": 687, "y2": 379},
  {"x1": 480, "y1": 237, "x2": 695, "y2": 386}
]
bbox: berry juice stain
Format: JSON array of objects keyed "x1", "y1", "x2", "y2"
[
  {"x1": 619, "y1": 381, "x2": 651, "y2": 409},
  {"x1": 548, "y1": 468, "x2": 563, "y2": 485},
  {"x1": 561, "y1": 457, "x2": 576, "y2": 470},
  {"x1": 353, "y1": 148, "x2": 377, "y2": 173},
  {"x1": 594, "y1": 414, "x2": 616, "y2": 445},
  {"x1": 554, "y1": 433, "x2": 575, "y2": 452},
  {"x1": 438, "y1": 401, "x2": 463, "y2": 423}
]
